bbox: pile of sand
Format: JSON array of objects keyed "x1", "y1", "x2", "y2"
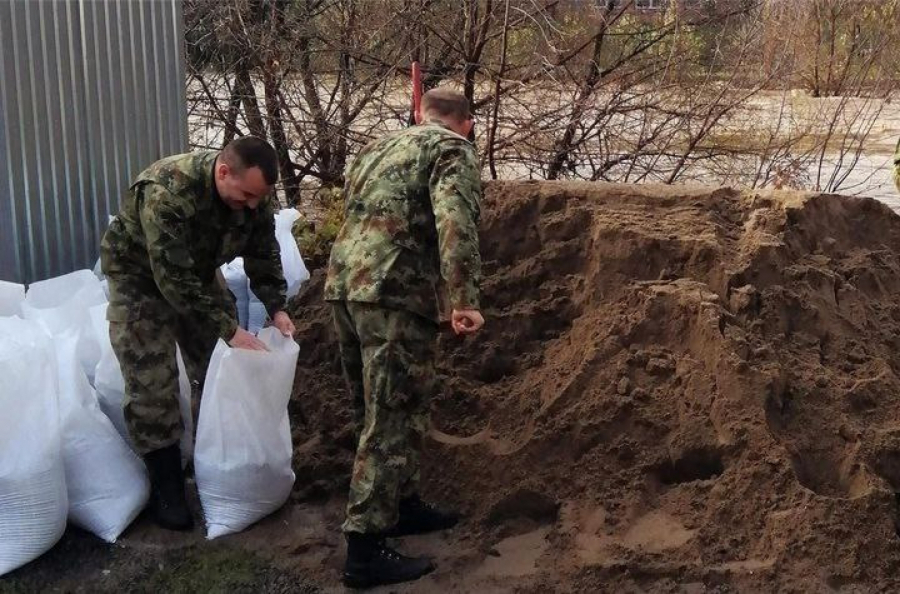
[{"x1": 288, "y1": 181, "x2": 900, "y2": 591}]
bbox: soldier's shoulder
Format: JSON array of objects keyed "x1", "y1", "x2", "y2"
[
  {"x1": 419, "y1": 126, "x2": 476, "y2": 165},
  {"x1": 133, "y1": 150, "x2": 217, "y2": 194}
]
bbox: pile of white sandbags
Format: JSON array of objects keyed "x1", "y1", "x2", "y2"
[
  {"x1": 10, "y1": 273, "x2": 152, "y2": 545},
  {"x1": 1, "y1": 210, "x2": 307, "y2": 574},
  {"x1": 54, "y1": 330, "x2": 149, "y2": 543},
  {"x1": 0, "y1": 317, "x2": 68, "y2": 576},
  {"x1": 0, "y1": 272, "x2": 149, "y2": 576},
  {"x1": 22, "y1": 270, "x2": 106, "y2": 384},
  {"x1": 222, "y1": 208, "x2": 309, "y2": 334}
]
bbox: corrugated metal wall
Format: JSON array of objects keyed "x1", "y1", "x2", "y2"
[{"x1": 0, "y1": 0, "x2": 188, "y2": 284}]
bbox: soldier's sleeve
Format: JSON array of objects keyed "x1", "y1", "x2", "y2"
[
  {"x1": 244, "y1": 199, "x2": 287, "y2": 317},
  {"x1": 139, "y1": 183, "x2": 238, "y2": 339},
  {"x1": 429, "y1": 139, "x2": 482, "y2": 311}
]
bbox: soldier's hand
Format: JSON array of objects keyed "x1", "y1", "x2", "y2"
[
  {"x1": 272, "y1": 311, "x2": 296, "y2": 337},
  {"x1": 229, "y1": 327, "x2": 269, "y2": 351},
  {"x1": 451, "y1": 309, "x2": 484, "y2": 335}
]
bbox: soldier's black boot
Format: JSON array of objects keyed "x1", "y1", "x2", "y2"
[
  {"x1": 342, "y1": 533, "x2": 435, "y2": 589},
  {"x1": 385, "y1": 494, "x2": 460, "y2": 537},
  {"x1": 143, "y1": 444, "x2": 194, "y2": 531}
]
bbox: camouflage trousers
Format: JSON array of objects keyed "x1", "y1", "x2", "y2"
[
  {"x1": 107, "y1": 276, "x2": 233, "y2": 455},
  {"x1": 330, "y1": 301, "x2": 438, "y2": 534}
]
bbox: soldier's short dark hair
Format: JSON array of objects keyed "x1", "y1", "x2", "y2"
[
  {"x1": 421, "y1": 88, "x2": 472, "y2": 123},
  {"x1": 222, "y1": 136, "x2": 279, "y2": 185}
]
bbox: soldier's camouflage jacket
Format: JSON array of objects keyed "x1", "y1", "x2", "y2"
[
  {"x1": 324, "y1": 122, "x2": 482, "y2": 322},
  {"x1": 100, "y1": 150, "x2": 286, "y2": 339}
]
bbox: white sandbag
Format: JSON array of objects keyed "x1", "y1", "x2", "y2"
[
  {"x1": 0, "y1": 281, "x2": 25, "y2": 317},
  {"x1": 247, "y1": 290, "x2": 268, "y2": 335},
  {"x1": 90, "y1": 303, "x2": 195, "y2": 463},
  {"x1": 22, "y1": 269, "x2": 106, "y2": 334},
  {"x1": 0, "y1": 318, "x2": 67, "y2": 576},
  {"x1": 195, "y1": 327, "x2": 298, "y2": 539},
  {"x1": 22, "y1": 270, "x2": 106, "y2": 383},
  {"x1": 222, "y1": 258, "x2": 250, "y2": 331},
  {"x1": 221, "y1": 209, "x2": 308, "y2": 334},
  {"x1": 55, "y1": 330, "x2": 149, "y2": 543},
  {"x1": 274, "y1": 208, "x2": 309, "y2": 298}
]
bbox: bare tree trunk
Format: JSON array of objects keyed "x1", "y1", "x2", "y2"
[
  {"x1": 298, "y1": 4, "x2": 333, "y2": 182},
  {"x1": 547, "y1": 0, "x2": 619, "y2": 180},
  {"x1": 223, "y1": 79, "x2": 242, "y2": 145},
  {"x1": 235, "y1": 67, "x2": 266, "y2": 138},
  {"x1": 333, "y1": 0, "x2": 356, "y2": 185},
  {"x1": 487, "y1": 0, "x2": 510, "y2": 179},
  {"x1": 261, "y1": 68, "x2": 299, "y2": 205},
  {"x1": 262, "y1": 1, "x2": 300, "y2": 204}
]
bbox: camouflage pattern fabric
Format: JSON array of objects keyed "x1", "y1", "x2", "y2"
[
  {"x1": 101, "y1": 150, "x2": 286, "y2": 339},
  {"x1": 107, "y1": 280, "x2": 232, "y2": 454},
  {"x1": 324, "y1": 122, "x2": 482, "y2": 323},
  {"x1": 332, "y1": 301, "x2": 438, "y2": 534},
  {"x1": 100, "y1": 150, "x2": 286, "y2": 454}
]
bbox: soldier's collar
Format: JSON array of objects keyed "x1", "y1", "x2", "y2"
[
  {"x1": 205, "y1": 152, "x2": 224, "y2": 211},
  {"x1": 422, "y1": 120, "x2": 470, "y2": 142},
  {"x1": 210, "y1": 157, "x2": 222, "y2": 206}
]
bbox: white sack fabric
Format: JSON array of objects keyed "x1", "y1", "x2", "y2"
[
  {"x1": 0, "y1": 318, "x2": 67, "y2": 576},
  {"x1": 55, "y1": 331, "x2": 149, "y2": 543},
  {"x1": 221, "y1": 258, "x2": 250, "y2": 331},
  {"x1": 275, "y1": 208, "x2": 309, "y2": 299},
  {"x1": 222, "y1": 209, "x2": 309, "y2": 334},
  {"x1": 247, "y1": 293, "x2": 268, "y2": 335},
  {"x1": 0, "y1": 281, "x2": 25, "y2": 317},
  {"x1": 22, "y1": 269, "x2": 107, "y2": 383},
  {"x1": 195, "y1": 327, "x2": 299, "y2": 539}
]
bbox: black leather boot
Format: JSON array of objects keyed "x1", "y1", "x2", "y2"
[
  {"x1": 342, "y1": 532, "x2": 434, "y2": 589},
  {"x1": 143, "y1": 444, "x2": 194, "y2": 531},
  {"x1": 385, "y1": 494, "x2": 460, "y2": 537}
]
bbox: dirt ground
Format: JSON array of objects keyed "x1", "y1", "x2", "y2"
[{"x1": 8, "y1": 180, "x2": 900, "y2": 593}]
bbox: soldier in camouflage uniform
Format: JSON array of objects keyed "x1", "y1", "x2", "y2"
[
  {"x1": 325, "y1": 88, "x2": 484, "y2": 588},
  {"x1": 100, "y1": 136, "x2": 296, "y2": 531}
]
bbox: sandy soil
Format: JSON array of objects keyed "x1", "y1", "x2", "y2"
[{"x1": 8, "y1": 180, "x2": 900, "y2": 593}]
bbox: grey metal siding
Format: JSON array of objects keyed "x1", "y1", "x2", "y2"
[{"x1": 0, "y1": 0, "x2": 187, "y2": 284}]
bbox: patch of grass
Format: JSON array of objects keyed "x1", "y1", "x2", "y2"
[{"x1": 137, "y1": 546, "x2": 268, "y2": 594}]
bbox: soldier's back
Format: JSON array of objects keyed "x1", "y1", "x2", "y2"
[{"x1": 325, "y1": 123, "x2": 477, "y2": 320}]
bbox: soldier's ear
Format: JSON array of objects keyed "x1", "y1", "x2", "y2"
[
  {"x1": 414, "y1": 108, "x2": 424, "y2": 125},
  {"x1": 460, "y1": 118, "x2": 474, "y2": 138},
  {"x1": 216, "y1": 162, "x2": 231, "y2": 180}
]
